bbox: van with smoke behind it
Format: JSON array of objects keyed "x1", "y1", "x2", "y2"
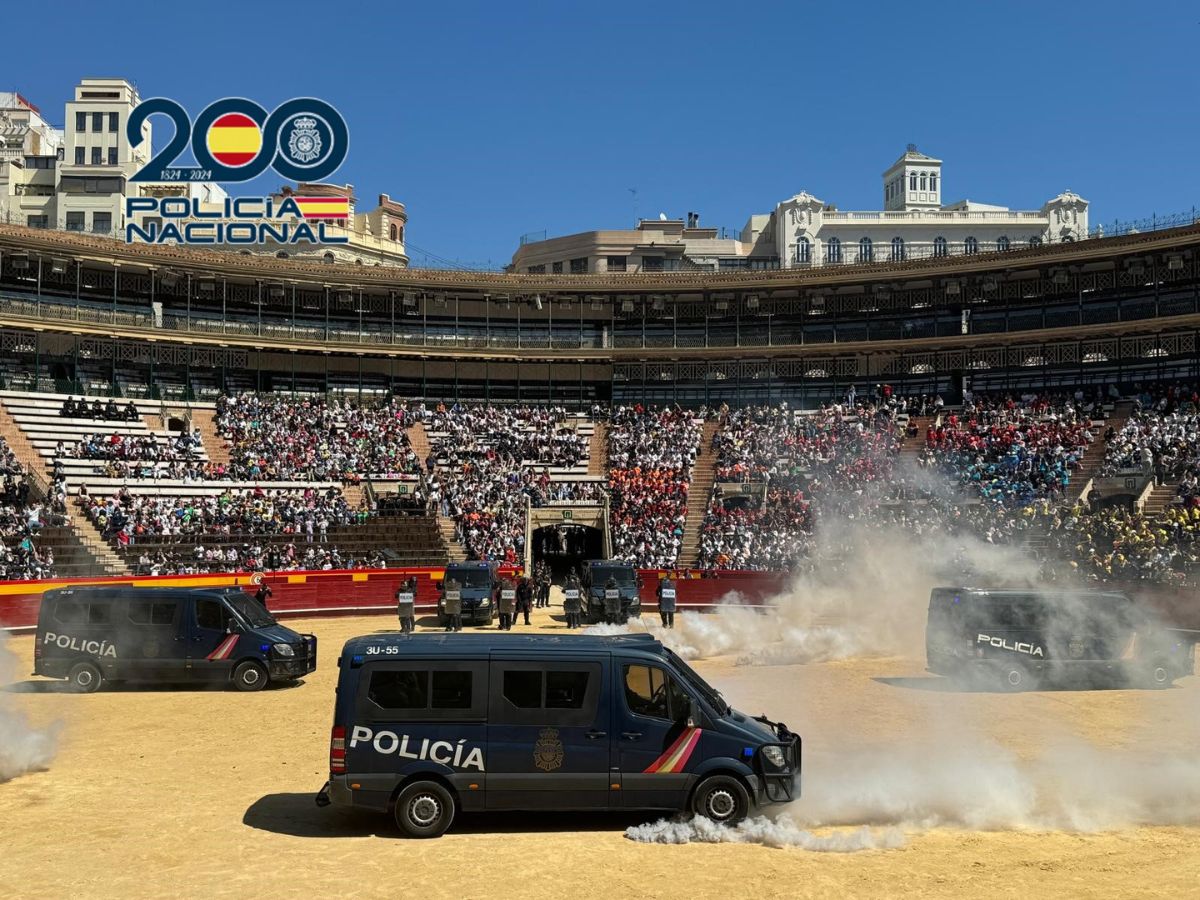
[
  {"x1": 926, "y1": 587, "x2": 1197, "y2": 690},
  {"x1": 315, "y1": 632, "x2": 800, "y2": 837},
  {"x1": 34, "y1": 586, "x2": 316, "y2": 692}
]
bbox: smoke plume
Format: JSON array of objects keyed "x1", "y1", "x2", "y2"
[
  {"x1": 0, "y1": 631, "x2": 59, "y2": 783},
  {"x1": 627, "y1": 816, "x2": 904, "y2": 851}
]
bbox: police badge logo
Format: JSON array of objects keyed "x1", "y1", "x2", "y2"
[
  {"x1": 533, "y1": 728, "x2": 564, "y2": 771},
  {"x1": 287, "y1": 116, "x2": 323, "y2": 164},
  {"x1": 1068, "y1": 638, "x2": 1087, "y2": 659}
]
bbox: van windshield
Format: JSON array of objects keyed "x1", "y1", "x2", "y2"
[
  {"x1": 225, "y1": 595, "x2": 275, "y2": 629},
  {"x1": 448, "y1": 569, "x2": 492, "y2": 589},
  {"x1": 664, "y1": 647, "x2": 728, "y2": 716},
  {"x1": 592, "y1": 565, "x2": 636, "y2": 587}
]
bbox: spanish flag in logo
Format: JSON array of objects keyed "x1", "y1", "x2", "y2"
[
  {"x1": 206, "y1": 113, "x2": 262, "y2": 168},
  {"x1": 294, "y1": 196, "x2": 351, "y2": 220}
]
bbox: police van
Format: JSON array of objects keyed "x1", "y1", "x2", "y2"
[
  {"x1": 437, "y1": 562, "x2": 495, "y2": 627},
  {"x1": 926, "y1": 586, "x2": 1197, "y2": 690},
  {"x1": 315, "y1": 633, "x2": 799, "y2": 837},
  {"x1": 34, "y1": 585, "x2": 317, "y2": 692},
  {"x1": 580, "y1": 560, "x2": 641, "y2": 624}
]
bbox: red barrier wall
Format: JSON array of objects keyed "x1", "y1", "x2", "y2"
[{"x1": 0, "y1": 566, "x2": 784, "y2": 631}]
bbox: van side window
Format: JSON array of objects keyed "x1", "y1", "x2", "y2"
[
  {"x1": 87, "y1": 604, "x2": 111, "y2": 625},
  {"x1": 195, "y1": 599, "x2": 229, "y2": 631},
  {"x1": 129, "y1": 602, "x2": 176, "y2": 626},
  {"x1": 369, "y1": 671, "x2": 429, "y2": 709},
  {"x1": 503, "y1": 670, "x2": 542, "y2": 709},
  {"x1": 546, "y1": 671, "x2": 589, "y2": 709},
  {"x1": 54, "y1": 599, "x2": 86, "y2": 625},
  {"x1": 624, "y1": 665, "x2": 689, "y2": 722},
  {"x1": 431, "y1": 671, "x2": 473, "y2": 709}
]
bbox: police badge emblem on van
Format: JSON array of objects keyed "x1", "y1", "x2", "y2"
[{"x1": 534, "y1": 728, "x2": 564, "y2": 772}]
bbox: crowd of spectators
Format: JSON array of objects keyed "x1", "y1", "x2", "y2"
[
  {"x1": 60, "y1": 397, "x2": 139, "y2": 421},
  {"x1": 426, "y1": 404, "x2": 596, "y2": 563},
  {"x1": 607, "y1": 404, "x2": 700, "y2": 568},
  {"x1": 1098, "y1": 384, "x2": 1200, "y2": 492},
  {"x1": 215, "y1": 393, "x2": 423, "y2": 481},
  {"x1": 79, "y1": 485, "x2": 367, "y2": 543},
  {"x1": 0, "y1": 438, "x2": 55, "y2": 580},
  {"x1": 130, "y1": 542, "x2": 387, "y2": 576},
  {"x1": 917, "y1": 390, "x2": 1098, "y2": 507},
  {"x1": 697, "y1": 401, "x2": 903, "y2": 569}
]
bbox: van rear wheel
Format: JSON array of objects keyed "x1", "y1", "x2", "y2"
[
  {"x1": 68, "y1": 661, "x2": 102, "y2": 694},
  {"x1": 394, "y1": 780, "x2": 455, "y2": 838},
  {"x1": 232, "y1": 660, "x2": 268, "y2": 692},
  {"x1": 1000, "y1": 663, "x2": 1037, "y2": 692},
  {"x1": 691, "y1": 775, "x2": 750, "y2": 825}
]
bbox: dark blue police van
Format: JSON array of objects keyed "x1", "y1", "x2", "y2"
[
  {"x1": 316, "y1": 632, "x2": 800, "y2": 837},
  {"x1": 581, "y1": 560, "x2": 641, "y2": 624},
  {"x1": 437, "y1": 562, "x2": 496, "y2": 626},
  {"x1": 34, "y1": 585, "x2": 317, "y2": 692}
]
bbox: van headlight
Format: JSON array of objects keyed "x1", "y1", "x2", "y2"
[
  {"x1": 761, "y1": 745, "x2": 787, "y2": 769},
  {"x1": 273, "y1": 643, "x2": 295, "y2": 657},
  {"x1": 479, "y1": 598, "x2": 490, "y2": 607}
]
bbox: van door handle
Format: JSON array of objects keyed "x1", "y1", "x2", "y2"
[
  {"x1": 621, "y1": 731, "x2": 642, "y2": 740},
  {"x1": 585, "y1": 730, "x2": 606, "y2": 740}
]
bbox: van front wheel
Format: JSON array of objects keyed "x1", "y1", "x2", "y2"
[
  {"x1": 232, "y1": 660, "x2": 268, "y2": 692},
  {"x1": 68, "y1": 661, "x2": 103, "y2": 693},
  {"x1": 691, "y1": 774, "x2": 750, "y2": 825},
  {"x1": 394, "y1": 780, "x2": 455, "y2": 838}
]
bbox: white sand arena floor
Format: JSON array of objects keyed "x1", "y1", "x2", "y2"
[{"x1": 2, "y1": 607, "x2": 1199, "y2": 899}]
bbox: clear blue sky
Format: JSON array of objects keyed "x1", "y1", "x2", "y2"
[{"x1": 5, "y1": 0, "x2": 1197, "y2": 268}]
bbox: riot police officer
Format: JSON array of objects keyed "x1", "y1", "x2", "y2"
[
  {"x1": 443, "y1": 575, "x2": 463, "y2": 632},
  {"x1": 603, "y1": 575, "x2": 622, "y2": 626},
  {"x1": 657, "y1": 572, "x2": 677, "y2": 629},
  {"x1": 497, "y1": 575, "x2": 516, "y2": 631},
  {"x1": 562, "y1": 571, "x2": 582, "y2": 629},
  {"x1": 396, "y1": 575, "x2": 417, "y2": 634},
  {"x1": 538, "y1": 563, "x2": 551, "y2": 608},
  {"x1": 515, "y1": 576, "x2": 533, "y2": 626}
]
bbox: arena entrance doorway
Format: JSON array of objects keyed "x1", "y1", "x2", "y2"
[{"x1": 526, "y1": 504, "x2": 609, "y2": 582}]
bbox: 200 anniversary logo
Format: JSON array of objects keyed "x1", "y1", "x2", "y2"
[{"x1": 124, "y1": 96, "x2": 351, "y2": 246}]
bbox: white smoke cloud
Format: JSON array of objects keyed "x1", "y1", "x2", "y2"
[
  {"x1": 0, "y1": 631, "x2": 59, "y2": 783},
  {"x1": 627, "y1": 815, "x2": 904, "y2": 852}
]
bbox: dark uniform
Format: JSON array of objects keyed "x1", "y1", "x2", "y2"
[
  {"x1": 254, "y1": 583, "x2": 273, "y2": 611},
  {"x1": 443, "y1": 577, "x2": 463, "y2": 632},
  {"x1": 396, "y1": 576, "x2": 417, "y2": 633},
  {"x1": 537, "y1": 564, "x2": 551, "y2": 608},
  {"x1": 515, "y1": 577, "x2": 533, "y2": 626},
  {"x1": 497, "y1": 577, "x2": 516, "y2": 631},
  {"x1": 603, "y1": 576, "x2": 622, "y2": 626},
  {"x1": 657, "y1": 574, "x2": 677, "y2": 629},
  {"x1": 562, "y1": 574, "x2": 582, "y2": 629}
]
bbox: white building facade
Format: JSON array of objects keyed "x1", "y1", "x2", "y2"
[{"x1": 766, "y1": 146, "x2": 1089, "y2": 268}]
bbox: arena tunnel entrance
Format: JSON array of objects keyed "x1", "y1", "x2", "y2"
[
  {"x1": 531, "y1": 523, "x2": 605, "y2": 580},
  {"x1": 526, "y1": 504, "x2": 610, "y2": 582}
]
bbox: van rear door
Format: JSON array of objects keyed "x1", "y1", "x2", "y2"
[{"x1": 485, "y1": 655, "x2": 612, "y2": 810}]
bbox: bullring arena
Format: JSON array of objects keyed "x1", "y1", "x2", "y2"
[{"x1": 3, "y1": 213, "x2": 1200, "y2": 898}]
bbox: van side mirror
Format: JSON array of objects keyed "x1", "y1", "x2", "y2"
[{"x1": 687, "y1": 698, "x2": 700, "y2": 729}]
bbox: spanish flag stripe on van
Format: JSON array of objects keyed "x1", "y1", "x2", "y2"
[
  {"x1": 206, "y1": 634, "x2": 239, "y2": 661},
  {"x1": 642, "y1": 727, "x2": 702, "y2": 774}
]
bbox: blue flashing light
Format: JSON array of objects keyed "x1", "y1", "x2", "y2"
[
  {"x1": 352, "y1": 655, "x2": 364, "y2": 665},
  {"x1": 743, "y1": 747, "x2": 754, "y2": 758},
  {"x1": 259, "y1": 644, "x2": 270, "y2": 653}
]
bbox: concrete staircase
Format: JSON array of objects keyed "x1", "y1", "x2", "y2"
[
  {"x1": 0, "y1": 399, "x2": 51, "y2": 479},
  {"x1": 341, "y1": 482, "x2": 366, "y2": 509},
  {"x1": 71, "y1": 513, "x2": 131, "y2": 575},
  {"x1": 678, "y1": 419, "x2": 720, "y2": 569},
  {"x1": 1072, "y1": 401, "x2": 1134, "y2": 501},
  {"x1": 189, "y1": 408, "x2": 231, "y2": 465},
  {"x1": 588, "y1": 421, "x2": 608, "y2": 475},
  {"x1": 898, "y1": 415, "x2": 934, "y2": 463},
  {"x1": 1140, "y1": 482, "x2": 1179, "y2": 516},
  {"x1": 407, "y1": 420, "x2": 433, "y2": 468},
  {"x1": 438, "y1": 514, "x2": 467, "y2": 562}
]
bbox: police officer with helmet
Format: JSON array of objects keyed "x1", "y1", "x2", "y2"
[
  {"x1": 396, "y1": 575, "x2": 417, "y2": 634},
  {"x1": 497, "y1": 574, "x2": 516, "y2": 631},
  {"x1": 562, "y1": 569, "x2": 583, "y2": 629},
  {"x1": 657, "y1": 571, "x2": 677, "y2": 629},
  {"x1": 515, "y1": 575, "x2": 533, "y2": 626},
  {"x1": 603, "y1": 575, "x2": 622, "y2": 626},
  {"x1": 443, "y1": 574, "x2": 463, "y2": 632}
]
